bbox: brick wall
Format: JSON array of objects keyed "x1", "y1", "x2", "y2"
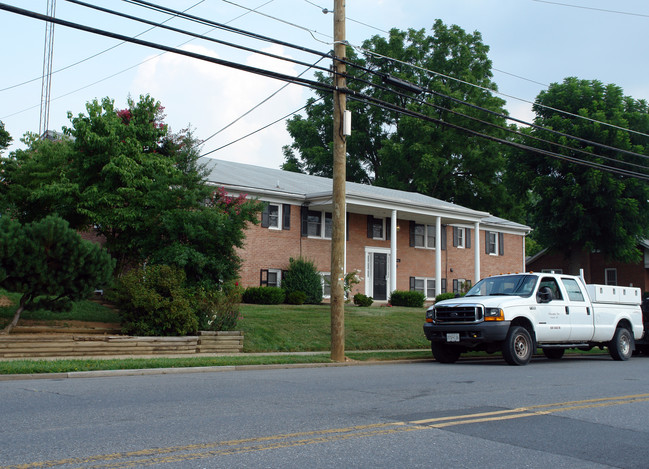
[{"x1": 238, "y1": 205, "x2": 527, "y2": 298}]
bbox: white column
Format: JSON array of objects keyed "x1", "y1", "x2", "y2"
[
  {"x1": 435, "y1": 216, "x2": 442, "y2": 296},
  {"x1": 390, "y1": 210, "x2": 398, "y2": 294},
  {"x1": 474, "y1": 221, "x2": 481, "y2": 283}
]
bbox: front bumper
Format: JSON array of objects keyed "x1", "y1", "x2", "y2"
[{"x1": 423, "y1": 321, "x2": 511, "y2": 347}]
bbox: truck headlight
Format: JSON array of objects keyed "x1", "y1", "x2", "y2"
[
  {"x1": 425, "y1": 307, "x2": 435, "y2": 323},
  {"x1": 484, "y1": 308, "x2": 504, "y2": 321}
]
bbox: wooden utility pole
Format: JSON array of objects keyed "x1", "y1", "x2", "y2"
[{"x1": 331, "y1": 0, "x2": 346, "y2": 362}]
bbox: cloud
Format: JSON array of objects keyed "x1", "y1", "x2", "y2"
[{"x1": 131, "y1": 43, "x2": 309, "y2": 169}]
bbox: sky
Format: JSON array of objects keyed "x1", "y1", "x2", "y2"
[{"x1": 1, "y1": 0, "x2": 648, "y2": 169}]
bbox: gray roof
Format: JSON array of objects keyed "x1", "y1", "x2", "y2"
[{"x1": 201, "y1": 157, "x2": 530, "y2": 233}]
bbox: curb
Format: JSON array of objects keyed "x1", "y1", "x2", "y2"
[{"x1": 0, "y1": 358, "x2": 432, "y2": 381}]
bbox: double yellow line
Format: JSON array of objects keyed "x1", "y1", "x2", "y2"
[
  {"x1": 410, "y1": 393, "x2": 649, "y2": 428},
  {"x1": 5, "y1": 393, "x2": 649, "y2": 468}
]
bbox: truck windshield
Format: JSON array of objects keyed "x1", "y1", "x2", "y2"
[{"x1": 465, "y1": 274, "x2": 537, "y2": 297}]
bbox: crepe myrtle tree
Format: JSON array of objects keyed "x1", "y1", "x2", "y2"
[{"x1": 0, "y1": 215, "x2": 114, "y2": 334}]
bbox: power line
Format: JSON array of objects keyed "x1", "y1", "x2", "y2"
[
  {"x1": 223, "y1": 0, "x2": 649, "y2": 141},
  {"x1": 201, "y1": 57, "x2": 327, "y2": 145},
  {"x1": 0, "y1": 0, "x2": 207, "y2": 93},
  {"x1": 70, "y1": 0, "x2": 332, "y2": 76},
  {"x1": 3, "y1": 3, "x2": 647, "y2": 181},
  {"x1": 531, "y1": 0, "x2": 649, "y2": 18},
  {"x1": 123, "y1": 0, "x2": 333, "y2": 58},
  {"x1": 353, "y1": 45, "x2": 649, "y2": 140}
]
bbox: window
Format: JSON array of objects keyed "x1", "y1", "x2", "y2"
[
  {"x1": 487, "y1": 231, "x2": 497, "y2": 254},
  {"x1": 260, "y1": 268, "x2": 282, "y2": 287},
  {"x1": 262, "y1": 204, "x2": 290, "y2": 230},
  {"x1": 485, "y1": 231, "x2": 504, "y2": 256},
  {"x1": 561, "y1": 278, "x2": 585, "y2": 302},
  {"x1": 410, "y1": 277, "x2": 445, "y2": 298},
  {"x1": 368, "y1": 216, "x2": 385, "y2": 240},
  {"x1": 306, "y1": 210, "x2": 332, "y2": 239},
  {"x1": 321, "y1": 272, "x2": 331, "y2": 298},
  {"x1": 455, "y1": 227, "x2": 465, "y2": 248},
  {"x1": 413, "y1": 224, "x2": 436, "y2": 249},
  {"x1": 539, "y1": 277, "x2": 563, "y2": 300},
  {"x1": 453, "y1": 278, "x2": 471, "y2": 294},
  {"x1": 307, "y1": 210, "x2": 321, "y2": 237},
  {"x1": 605, "y1": 268, "x2": 618, "y2": 286}
]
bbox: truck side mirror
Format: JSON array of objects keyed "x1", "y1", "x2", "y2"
[{"x1": 537, "y1": 286, "x2": 553, "y2": 303}]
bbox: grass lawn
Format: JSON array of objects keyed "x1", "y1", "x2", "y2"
[{"x1": 239, "y1": 304, "x2": 430, "y2": 352}]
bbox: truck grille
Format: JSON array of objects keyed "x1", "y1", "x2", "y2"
[{"x1": 434, "y1": 305, "x2": 482, "y2": 323}]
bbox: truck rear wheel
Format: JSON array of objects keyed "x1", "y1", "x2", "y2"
[
  {"x1": 502, "y1": 326, "x2": 533, "y2": 366},
  {"x1": 609, "y1": 327, "x2": 634, "y2": 361},
  {"x1": 431, "y1": 342, "x2": 461, "y2": 364}
]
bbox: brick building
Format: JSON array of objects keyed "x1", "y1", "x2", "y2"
[
  {"x1": 203, "y1": 158, "x2": 530, "y2": 301},
  {"x1": 527, "y1": 243, "x2": 649, "y2": 294}
]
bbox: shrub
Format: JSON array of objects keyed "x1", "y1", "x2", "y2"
[
  {"x1": 194, "y1": 282, "x2": 242, "y2": 331},
  {"x1": 282, "y1": 257, "x2": 323, "y2": 304},
  {"x1": 435, "y1": 292, "x2": 457, "y2": 303},
  {"x1": 285, "y1": 290, "x2": 307, "y2": 305},
  {"x1": 353, "y1": 293, "x2": 373, "y2": 307},
  {"x1": 111, "y1": 265, "x2": 198, "y2": 336},
  {"x1": 242, "y1": 286, "x2": 285, "y2": 305},
  {"x1": 389, "y1": 290, "x2": 426, "y2": 308}
]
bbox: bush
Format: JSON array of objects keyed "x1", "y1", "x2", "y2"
[
  {"x1": 282, "y1": 257, "x2": 323, "y2": 304},
  {"x1": 389, "y1": 290, "x2": 425, "y2": 308},
  {"x1": 111, "y1": 265, "x2": 198, "y2": 336},
  {"x1": 353, "y1": 293, "x2": 373, "y2": 307},
  {"x1": 435, "y1": 292, "x2": 457, "y2": 303},
  {"x1": 285, "y1": 290, "x2": 307, "y2": 305},
  {"x1": 194, "y1": 282, "x2": 242, "y2": 331},
  {"x1": 242, "y1": 286, "x2": 285, "y2": 305}
]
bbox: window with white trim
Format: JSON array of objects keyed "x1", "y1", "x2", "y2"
[
  {"x1": 453, "y1": 278, "x2": 471, "y2": 294},
  {"x1": 410, "y1": 277, "x2": 444, "y2": 298},
  {"x1": 457, "y1": 227, "x2": 465, "y2": 248},
  {"x1": 487, "y1": 231, "x2": 497, "y2": 254},
  {"x1": 266, "y1": 268, "x2": 282, "y2": 287},
  {"x1": 413, "y1": 224, "x2": 436, "y2": 249},
  {"x1": 370, "y1": 216, "x2": 385, "y2": 240},
  {"x1": 605, "y1": 268, "x2": 618, "y2": 286},
  {"x1": 268, "y1": 204, "x2": 281, "y2": 229},
  {"x1": 321, "y1": 272, "x2": 331, "y2": 298},
  {"x1": 307, "y1": 210, "x2": 332, "y2": 239}
]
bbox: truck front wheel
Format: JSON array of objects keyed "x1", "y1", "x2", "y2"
[
  {"x1": 609, "y1": 327, "x2": 634, "y2": 361},
  {"x1": 502, "y1": 326, "x2": 533, "y2": 366},
  {"x1": 431, "y1": 342, "x2": 461, "y2": 364}
]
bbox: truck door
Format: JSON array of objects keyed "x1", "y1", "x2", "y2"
[
  {"x1": 534, "y1": 277, "x2": 571, "y2": 342},
  {"x1": 561, "y1": 277, "x2": 594, "y2": 341}
]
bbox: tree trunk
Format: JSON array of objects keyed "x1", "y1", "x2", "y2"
[
  {"x1": 1, "y1": 294, "x2": 28, "y2": 335},
  {"x1": 567, "y1": 248, "x2": 590, "y2": 281}
]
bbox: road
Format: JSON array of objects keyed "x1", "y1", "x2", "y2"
[{"x1": 1, "y1": 354, "x2": 649, "y2": 468}]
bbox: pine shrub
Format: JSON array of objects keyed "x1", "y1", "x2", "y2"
[{"x1": 282, "y1": 257, "x2": 323, "y2": 304}]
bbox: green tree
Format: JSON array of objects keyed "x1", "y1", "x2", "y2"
[
  {"x1": 1, "y1": 95, "x2": 262, "y2": 285},
  {"x1": 509, "y1": 77, "x2": 649, "y2": 270},
  {"x1": 0, "y1": 133, "x2": 81, "y2": 224},
  {"x1": 282, "y1": 22, "x2": 520, "y2": 218},
  {"x1": 0, "y1": 121, "x2": 11, "y2": 155},
  {"x1": 0, "y1": 215, "x2": 115, "y2": 333}
]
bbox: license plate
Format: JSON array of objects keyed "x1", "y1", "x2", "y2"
[{"x1": 446, "y1": 333, "x2": 460, "y2": 343}]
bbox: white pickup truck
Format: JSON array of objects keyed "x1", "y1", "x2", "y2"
[{"x1": 423, "y1": 272, "x2": 647, "y2": 365}]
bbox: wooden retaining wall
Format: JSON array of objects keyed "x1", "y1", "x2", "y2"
[{"x1": 0, "y1": 331, "x2": 244, "y2": 358}]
